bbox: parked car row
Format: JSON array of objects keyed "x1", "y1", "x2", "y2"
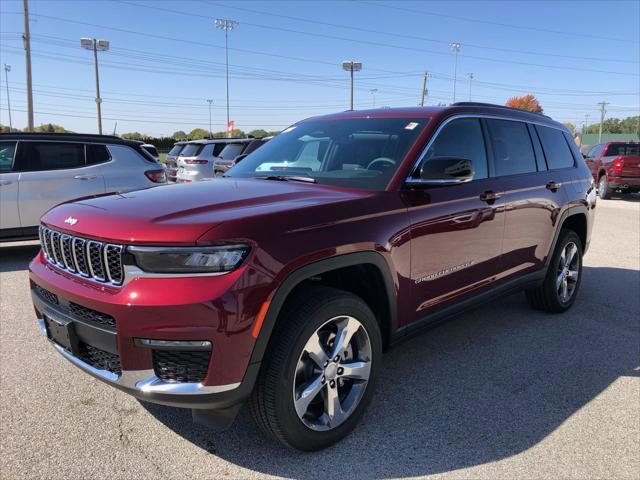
[
  {"x1": 165, "y1": 137, "x2": 271, "y2": 183},
  {"x1": 0, "y1": 133, "x2": 166, "y2": 242}
]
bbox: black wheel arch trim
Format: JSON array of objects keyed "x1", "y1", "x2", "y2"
[
  {"x1": 545, "y1": 205, "x2": 589, "y2": 268},
  {"x1": 248, "y1": 251, "x2": 398, "y2": 367}
]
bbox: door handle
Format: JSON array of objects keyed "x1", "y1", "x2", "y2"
[
  {"x1": 479, "y1": 190, "x2": 501, "y2": 203},
  {"x1": 73, "y1": 174, "x2": 97, "y2": 180},
  {"x1": 0, "y1": 180, "x2": 13, "y2": 186},
  {"x1": 546, "y1": 181, "x2": 562, "y2": 192}
]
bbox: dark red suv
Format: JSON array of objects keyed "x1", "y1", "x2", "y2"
[
  {"x1": 29, "y1": 103, "x2": 596, "y2": 451},
  {"x1": 583, "y1": 142, "x2": 640, "y2": 198}
]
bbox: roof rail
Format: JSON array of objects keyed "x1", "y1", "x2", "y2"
[{"x1": 451, "y1": 102, "x2": 550, "y2": 118}]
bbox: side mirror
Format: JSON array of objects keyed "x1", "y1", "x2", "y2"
[{"x1": 415, "y1": 157, "x2": 474, "y2": 185}]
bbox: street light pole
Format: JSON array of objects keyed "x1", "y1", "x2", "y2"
[
  {"x1": 369, "y1": 88, "x2": 378, "y2": 108},
  {"x1": 449, "y1": 42, "x2": 461, "y2": 103},
  {"x1": 207, "y1": 99, "x2": 213, "y2": 139},
  {"x1": 81, "y1": 38, "x2": 109, "y2": 135},
  {"x1": 467, "y1": 72, "x2": 474, "y2": 101},
  {"x1": 341, "y1": 60, "x2": 362, "y2": 111},
  {"x1": 215, "y1": 19, "x2": 238, "y2": 138},
  {"x1": 3, "y1": 64, "x2": 12, "y2": 130}
]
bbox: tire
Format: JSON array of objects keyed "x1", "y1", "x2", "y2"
[
  {"x1": 526, "y1": 229, "x2": 583, "y2": 313},
  {"x1": 248, "y1": 285, "x2": 382, "y2": 451},
  {"x1": 598, "y1": 174, "x2": 611, "y2": 199}
]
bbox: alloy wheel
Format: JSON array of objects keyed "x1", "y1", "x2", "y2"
[
  {"x1": 556, "y1": 242, "x2": 579, "y2": 303},
  {"x1": 293, "y1": 315, "x2": 372, "y2": 431}
]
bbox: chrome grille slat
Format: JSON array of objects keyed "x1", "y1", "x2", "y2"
[{"x1": 39, "y1": 226, "x2": 123, "y2": 286}]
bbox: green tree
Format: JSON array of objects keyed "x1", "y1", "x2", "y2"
[
  {"x1": 248, "y1": 129, "x2": 268, "y2": 138},
  {"x1": 188, "y1": 128, "x2": 210, "y2": 139},
  {"x1": 563, "y1": 122, "x2": 576, "y2": 136},
  {"x1": 33, "y1": 123, "x2": 68, "y2": 133},
  {"x1": 584, "y1": 116, "x2": 640, "y2": 136},
  {"x1": 122, "y1": 132, "x2": 145, "y2": 140},
  {"x1": 172, "y1": 130, "x2": 187, "y2": 139},
  {"x1": 0, "y1": 124, "x2": 20, "y2": 133}
]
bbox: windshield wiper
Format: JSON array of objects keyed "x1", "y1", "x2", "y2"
[{"x1": 254, "y1": 175, "x2": 316, "y2": 184}]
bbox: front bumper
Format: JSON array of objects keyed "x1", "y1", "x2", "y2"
[{"x1": 29, "y1": 251, "x2": 269, "y2": 411}]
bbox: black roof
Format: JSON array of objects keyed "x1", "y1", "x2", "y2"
[{"x1": 0, "y1": 132, "x2": 142, "y2": 147}]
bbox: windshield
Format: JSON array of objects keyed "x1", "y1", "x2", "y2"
[
  {"x1": 168, "y1": 144, "x2": 184, "y2": 156},
  {"x1": 180, "y1": 144, "x2": 204, "y2": 157},
  {"x1": 227, "y1": 117, "x2": 428, "y2": 190}
]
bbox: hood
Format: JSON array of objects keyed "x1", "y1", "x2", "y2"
[{"x1": 41, "y1": 178, "x2": 368, "y2": 245}]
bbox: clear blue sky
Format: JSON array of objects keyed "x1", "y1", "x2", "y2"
[{"x1": 1, "y1": 0, "x2": 638, "y2": 137}]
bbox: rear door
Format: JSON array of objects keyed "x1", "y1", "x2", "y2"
[
  {"x1": 0, "y1": 140, "x2": 21, "y2": 235},
  {"x1": 16, "y1": 141, "x2": 106, "y2": 228},
  {"x1": 487, "y1": 119, "x2": 568, "y2": 281}
]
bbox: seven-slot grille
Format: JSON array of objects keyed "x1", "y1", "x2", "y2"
[{"x1": 39, "y1": 226, "x2": 124, "y2": 285}]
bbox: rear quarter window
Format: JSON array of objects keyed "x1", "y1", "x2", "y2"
[
  {"x1": 535, "y1": 125, "x2": 575, "y2": 169},
  {"x1": 86, "y1": 144, "x2": 111, "y2": 165}
]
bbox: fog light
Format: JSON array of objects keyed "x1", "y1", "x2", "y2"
[{"x1": 135, "y1": 338, "x2": 212, "y2": 350}]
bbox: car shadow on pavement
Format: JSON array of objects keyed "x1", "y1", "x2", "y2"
[
  {"x1": 0, "y1": 244, "x2": 40, "y2": 273},
  {"x1": 141, "y1": 265, "x2": 639, "y2": 478}
]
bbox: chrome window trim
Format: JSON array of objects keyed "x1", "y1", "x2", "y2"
[{"x1": 406, "y1": 113, "x2": 569, "y2": 182}]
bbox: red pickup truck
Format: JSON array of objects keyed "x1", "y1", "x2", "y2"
[{"x1": 584, "y1": 142, "x2": 640, "y2": 199}]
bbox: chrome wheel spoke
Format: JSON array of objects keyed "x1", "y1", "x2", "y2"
[
  {"x1": 565, "y1": 244, "x2": 577, "y2": 267},
  {"x1": 325, "y1": 384, "x2": 345, "y2": 427},
  {"x1": 294, "y1": 374, "x2": 324, "y2": 418},
  {"x1": 340, "y1": 361, "x2": 371, "y2": 382},
  {"x1": 561, "y1": 278, "x2": 568, "y2": 301},
  {"x1": 556, "y1": 271, "x2": 564, "y2": 289},
  {"x1": 304, "y1": 331, "x2": 329, "y2": 368},
  {"x1": 330, "y1": 316, "x2": 361, "y2": 359}
]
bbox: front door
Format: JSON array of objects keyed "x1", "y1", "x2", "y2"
[{"x1": 404, "y1": 117, "x2": 505, "y2": 320}]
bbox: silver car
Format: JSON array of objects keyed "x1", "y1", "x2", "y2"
[
  {"x1": 176, "y1": 139, "x2": 236, "y2": 183},
  {"x1": 0, "y1": 133, "x2": 167, "y2": 242}
]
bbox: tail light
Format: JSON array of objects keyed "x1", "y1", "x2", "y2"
[
  {"x1": 613, "y1": 157, "x2": 624, "y2": 174},
  {"x1": 145, "y1": 169, "x2": 167, "y2": 183},
  {"x1": 184, "y1": 159, "x2": 208, "y2": 165}
]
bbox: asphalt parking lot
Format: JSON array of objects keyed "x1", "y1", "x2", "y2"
[{"x1": 1, "y1": 195, "x2": 638, "y2": 480}]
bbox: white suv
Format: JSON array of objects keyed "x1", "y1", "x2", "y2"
[{"x1": 0, "y1": 133, "x2": 167, "y2": 242}]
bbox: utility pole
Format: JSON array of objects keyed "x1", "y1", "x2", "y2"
[
  {"x1": 342, "y1": 61, "x2": 362, "y2": 111},
  {"x1": 580, "y1": 113, "x2": 589, "y2": 147},
  {"x1": 81, "y1": 38, "x2": 109, "y2": 135},
  {"x1": 597, "y1": 101, "x2": 609, "y2": 144},
  {"x1": 420, "y1": 72, "x2": 431, "y2": 107},
  {"x1": 449, "y1": 42, "x2": 461, "y2": 103},
  {"x1": 23, "y1": 0, "x2": 34, "y2": 131},
  {"x1": 369, "y1": 88, "x2": 378, "y2": 108},
  {"x1": 207, "y1": 99, "x2": 213, "y2": 138},
  {"x1": 3, "y1": 64, "x2": 12, "y2": 130},
  {"x1": 215, "y1": 19, "x2": 238, "y2": 138},
  {"x1": 467, "y1": 72, "x2": 474, "y2": 101}
]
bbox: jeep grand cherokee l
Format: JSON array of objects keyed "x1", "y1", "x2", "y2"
[{"x1": 29, "y1": 103, "x2": 596, "y2": 451}]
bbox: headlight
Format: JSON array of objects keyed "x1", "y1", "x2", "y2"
[{"x1": 127, "y1": 245, "x2": 250, "y2": 274}]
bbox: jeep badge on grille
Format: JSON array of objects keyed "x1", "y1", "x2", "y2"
[{"x1": 64, "y1": 217, "x2": 78, "y2": 226}]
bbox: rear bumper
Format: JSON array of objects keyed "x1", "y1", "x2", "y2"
[
  {"x1": 608, "y1": 176, "x2": 640, "y2": 188},
  {"x1": 176, "y1": 165, "x2": 211, "y2": 182}
]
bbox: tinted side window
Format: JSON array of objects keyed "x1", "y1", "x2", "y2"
[
  {"x1": 423, "y1": 118, "x2": 488, "y2": 180},
  {"x1": 86, "y1": 144, "x2": 111, "y2": 165},
  {"x1": 535, "y1": 125, "x2": 575, "y2": 169},
  {"x1": 20, "y1": 142, "x2": 85, "y2": 171},
  {"x1": 0, "y1": 141, "x2": 17, "y2": 172},
  {"x1": 486, "y1": 119, "x2": 536, "y2": 176}
]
